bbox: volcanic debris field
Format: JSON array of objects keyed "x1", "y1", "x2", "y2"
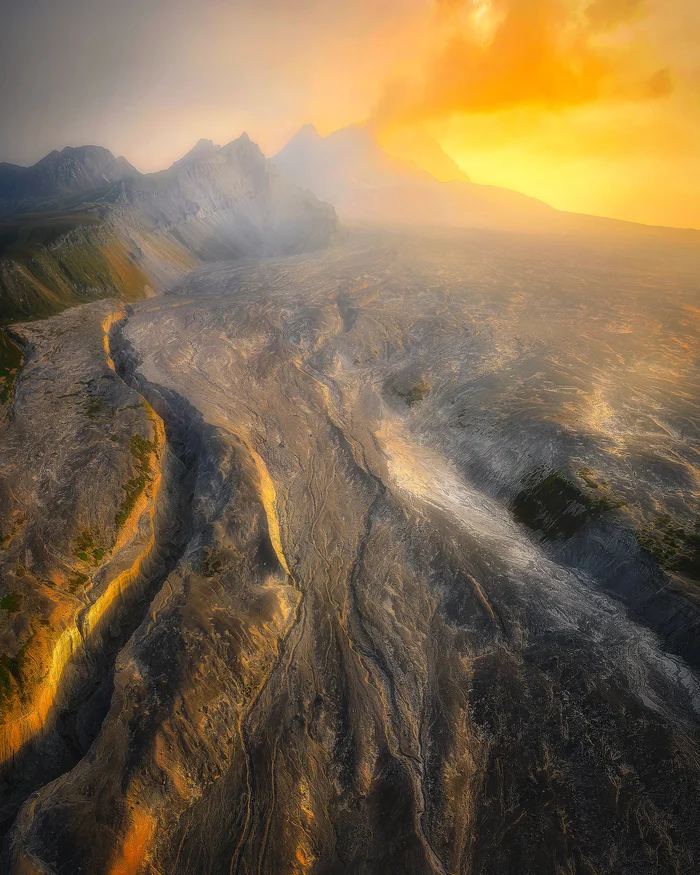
[{"x1": 1, "y1": 226, "x2": 700, "y2": 874}]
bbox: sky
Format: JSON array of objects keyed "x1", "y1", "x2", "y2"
[{"x1": 1, "y1": 0, "x2": 698, "y2": 228}]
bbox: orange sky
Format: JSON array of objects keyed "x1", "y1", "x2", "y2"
[
  {"x1": 2, "y1": 0, "x2": 698, "y2": 228},
  {"x1": 369, "y1": 0, "x2": 700, "y2": 229}
]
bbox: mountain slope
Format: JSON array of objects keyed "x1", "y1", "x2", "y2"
[
  {"x1": 378, "y1": 126, "x2": 471, "y2": 183},
  {"x1": 0, "y1": 146, "x2": 140, "y2": 217},
  {"x1": 273, "y1": 123, "x2": 558, "y2": 232},
  {"x1": 274, "y1": 123, "x2": 440, "y2": 201},
  {"x1": 113, "y1": 132, "x2": 337, "y2": 259},
  {"x1": 274, "y1": 125, "x2": 700, "y2": 242},
  {"x1": 272, "y1": 125, "x2": 672, "y2": 237},
  {"x1": 0, "y1": 134, "x2": 337, "y2": 323}
]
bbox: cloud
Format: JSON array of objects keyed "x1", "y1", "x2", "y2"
[
  {"x1": 372, "y1": 0, "x2": 673, "y2": 127},
  {"x1": 585, "y1": 0, "x2": 647, "y2": 30},
  {"x1": 646, "y1": 67, "x2": 673, "y2": 98}
]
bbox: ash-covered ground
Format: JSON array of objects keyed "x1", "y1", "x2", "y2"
[{"x1": 2, "y1": 225, "x2": 700, "y2": 874}]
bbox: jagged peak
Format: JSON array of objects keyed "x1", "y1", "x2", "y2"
[
  {"x1": 292, "y1": 123, "x2": 322, "y2": 141},
  {"x1": 171, "y1": 138, "x2": 221, "y2": 167},
  {"x1": 34, "y1": 150, "x2": 62, "y2": 166},
  {"x1": 30, "y1": 145, "x2": 135, "y2": 176},
  {"x1": 59, "y1": 144, "x2": 113, "y2": 156},
  {"x1": 273, "y1": 124, "x2": 326, "y2": 164},
  {"x1": 222, "y1": 132, "x2": 265, "y2": 160}
]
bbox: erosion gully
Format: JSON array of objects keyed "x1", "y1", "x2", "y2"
[{"x1": 0, "y1": 311, "x2": 202, "y2": 844}]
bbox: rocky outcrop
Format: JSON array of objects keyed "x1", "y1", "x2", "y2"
[{"x1": 113, "y1": 132, "x2": 338, "y2": 259}]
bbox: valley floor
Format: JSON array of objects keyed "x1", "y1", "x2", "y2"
[{"x1": 1, "y1": 226, "x2": 700, "y2": 874}]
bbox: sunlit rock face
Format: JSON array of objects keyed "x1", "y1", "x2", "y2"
[
  {"x1": 2, "y1": 225, "x2": 700, "y2": 874},
  {"x1": 0, "y1": 301, "x2": 173, "y2": 827}
]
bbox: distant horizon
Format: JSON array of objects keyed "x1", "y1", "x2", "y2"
[
  {"x1": 2, "y1": 1, "x2": 698, "y2": 231},
  {"x1": 4, "y1": 123, "x2": 699, "y2": 235}
]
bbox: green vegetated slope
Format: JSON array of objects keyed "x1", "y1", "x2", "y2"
[
  {"x1": 1, "y1": 210, "x2": 102, "y2": 322},
  {"x1": 0, "y1": 134, "x2": 338, "y2": 326},
  {"x1": 0, "y1": 330, "x2": 22, "y2": 406},
  {"x1": 0, "y1": 204, "x2": 194, "y2": 414},
  {"x1": 0, "y1": 208, "x2": 183, "y2": 324},
  {"x1": 511, "y1": 465, "x2": 700, "y2": 602}
]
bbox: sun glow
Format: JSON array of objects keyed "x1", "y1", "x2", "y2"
[
  {"x1": 1, "y1": 0, "x2": 698, "y2": 228},
  {"x1": 365, "y1": 0, "x2": 700, "y2": 228}
]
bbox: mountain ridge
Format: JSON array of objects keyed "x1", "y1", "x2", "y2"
[
  {"x1": 272, "y1": 123, "x2": 700, "y2": 239},
  {"x1": 0, "y1": 145, "x2": 140, "y2": 217},
  {"x1": 0, "y1": 134, "x2": 337, "y2": 323},
  {"x1": 272, "y1": 123, "x2": 563, "y2": 233}
]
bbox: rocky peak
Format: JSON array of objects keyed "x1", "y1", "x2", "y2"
[
  {"x1": 171, "y1": 138, "x2": 221, "y2": 167},
  {"x1": 288, "y1": 123, "x2": 322, "y2": 145},
  {"x1": 0, "y1": 145, "x2": 139, "y2": 215}
]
